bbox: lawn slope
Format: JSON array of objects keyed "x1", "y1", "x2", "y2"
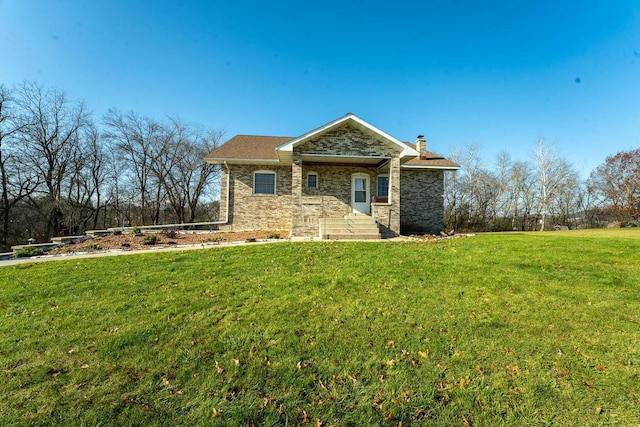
[{"x1": 1, "y1": 230, "x2": 639, "y2": 425}]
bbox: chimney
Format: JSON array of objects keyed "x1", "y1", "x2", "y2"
[{"x1": 415, "y1": 135, "x2": 427, "y2": 158}]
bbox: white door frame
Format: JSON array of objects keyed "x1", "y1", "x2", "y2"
[{"x1": 351, "y1": 173, "x2": 370, "y2": 214}]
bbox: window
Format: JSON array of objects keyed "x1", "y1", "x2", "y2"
[
  {"x1": 307, "y1": 172, "x2": 318, "y2": 189},
  {"x1": 377, "y1": 175, "x2": 389, "y2": 198},
  {"x1": 254, "y1": 171, "x2": 276, "y2": 194},
  {"x1": 354, "y1": 177, "x2": 366, "y2": 202}
]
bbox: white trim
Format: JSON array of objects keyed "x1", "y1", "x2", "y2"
[
  {"x1": 351, "y1": 173, "x2": 371, "y2": 214},
  {"x1": 206, "y1": 158, "x2": 280, "y2": 165},
  {"x1": 401, "y1": 165, "x2": 460, "y2": 170},
  {"x1": 253, "y1": 170, "x2": 277, "y2": 195},
  {"x1": 276, "y1": 113, "x2": 419, "y2": 158}
]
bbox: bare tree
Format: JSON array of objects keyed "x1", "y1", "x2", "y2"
[
  {"x1": 445, "y1": 140, "x2": 583, "y2": 232},
  {"x1": 531, "y1": 140, "x2": 576, "y2": 231},
  {"x1": 159, "y1": 118, "x2": 223, "y2": 224},
  {"x1": 509, "y1": 160, "x2": 537, "y2": 230},
  {"x1": 587, "y1": 148, "x2": 640, "y2": 221},
  {"x1": 15, "y1": 81, "x2": 89, "y2": 238},
  {"x1": 446, "y1": 144, "x2": 500, "y2": 231},
  {"x1": 103, "y1": 109, "x2": 164, "y2": 225},
  {"x1": 488, "y1": 150, "x2": 512, "y2": 229},
  {"x1": 0, "y1": 84, "x2": 38, "y2": 247},
  {"x1": 62, "y1": 124, "x2": 111, "y2": 233}
]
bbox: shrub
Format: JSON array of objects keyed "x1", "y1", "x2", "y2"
[
  {"x1": 111, "y1": 230, "x2": 123, "y2": 236},
  {"x1": 163, "y1": 229, "x2": 178, "y2": 239},
  {"x1": 131, "y1": 227, "x2": 141, "y2": 236},
  {"x1": 143, "y1": 234, "x2": 158, "y2": 245},
  {"x1": 15, "y1": 247, "x2": 44, "y2": 258},
  {"x1": 84, "y1": 243, "x2": 101, "y2": 250},
  {"x1": 266, "y1": 232, "x2": 281, "y2": 239}
]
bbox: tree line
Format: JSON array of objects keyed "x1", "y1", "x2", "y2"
[
  {"x1": 1, "y1": 81, "x2": 637, "y2": 249},
  {"x1": 0, "y1": 82, "x2": 223, "y2": 250},
  {"x1": 444, "y1": 141, "x2": 640, "y2": 232}
]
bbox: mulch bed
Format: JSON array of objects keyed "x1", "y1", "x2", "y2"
[{"x1": 50, "y1": 230, "x2": 286, "y2": 254}]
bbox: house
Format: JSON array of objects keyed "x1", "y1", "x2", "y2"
[{"x1": 204, "y1": 113, "x2": 459, "y2": 239}]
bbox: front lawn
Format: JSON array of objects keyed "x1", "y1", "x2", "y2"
[{"x1": 1, "y1": 230, "x2": 639, "y2": 425}]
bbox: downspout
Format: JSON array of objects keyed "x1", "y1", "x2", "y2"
[{"x1": 214, "y1": 160, "x2": 231, "y2": 225}]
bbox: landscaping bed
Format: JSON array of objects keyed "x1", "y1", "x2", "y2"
[{"x1": 49, "y1": 230, "x2": 286, "y2": 254}]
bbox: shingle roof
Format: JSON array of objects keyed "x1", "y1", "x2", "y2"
[
  {"x1": 205, "y1": 134, "x2": 459, "y2": 169},
  {"x1": 205, "y1": 135, "x2": 294, "y2": 162},
  {"x1": 402, "y1": 142, "x2": 460, "y2": 169}
]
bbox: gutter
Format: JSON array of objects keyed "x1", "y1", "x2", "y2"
[{"x1": 210, "y1": 160, "x2": 231, "y2": 225}]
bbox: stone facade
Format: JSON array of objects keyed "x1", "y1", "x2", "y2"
[
  {"x1": 217, "y1": 124, "x2": 447, "y2": 237},
  {"x1": 219, "y1": 165, "x2": 293, "y2": 232},
  {"x1": 372, "y1": 157, "x2": 401, "y2": 237},
  {"x1": 400, "y1": 169, "x2": 445, "y2": 234},
  {"x1": 289, "y1": 124, "x2": 403, "y2": 237},
  {"x1": 299, "y1": 126, "x2": 400, "y2": 158},
  {"x1": 294, "y1": 164, "x2": 385, "y2": 236}
]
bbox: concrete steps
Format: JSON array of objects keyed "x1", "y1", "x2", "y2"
[{"x1": 320, "y1": 215, "x2": 381, "y2": 240}]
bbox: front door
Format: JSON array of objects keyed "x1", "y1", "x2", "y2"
[{"x1": 351, "y1": 174, "x2": 370, "y2": 214}]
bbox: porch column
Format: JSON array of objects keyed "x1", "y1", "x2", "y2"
[
  {"x1": 291, "y1": 151, "x2": 303, "y2": 235},
  {"x1": 389, "y1": 156, "x2": 401, "y2": 235}
]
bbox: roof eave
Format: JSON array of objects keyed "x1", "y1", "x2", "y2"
[
  {"x1": 205, "y1": 157, "x2": 281, "y2": 165},
  {"x1": 401, "y1": 164, "x2": 460, "y2": 170}
]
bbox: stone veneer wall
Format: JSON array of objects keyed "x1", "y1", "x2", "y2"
[
  {"x1": 218, "y1": 165, "x2": 293, "y2": 231},
  {"x1": 400, "y1": 169, "x2": 445, "y2": 234},
  {"x1": 294, "y1": 165, "x2": 382, "y2": 236},
  {"x1": 372, "y1": 158, "x2": 400, "y2": 237},
  {"x1": 298, "y1": 125, "x2": 400, "y2": 158},
  {"x1": 220, "y1": 124, "x2": 411, "y2": 237},
  {"x1": 290, "y1": 124, "x2": 403, "y2": 237}
]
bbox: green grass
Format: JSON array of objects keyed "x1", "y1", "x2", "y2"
[{"x1": 1, "y1": 230, "x2": 639, "y2": 426}]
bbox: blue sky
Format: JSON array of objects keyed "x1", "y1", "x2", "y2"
[{"x1": 1, "y1": 0, "x2": 639, "y2": 177}]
